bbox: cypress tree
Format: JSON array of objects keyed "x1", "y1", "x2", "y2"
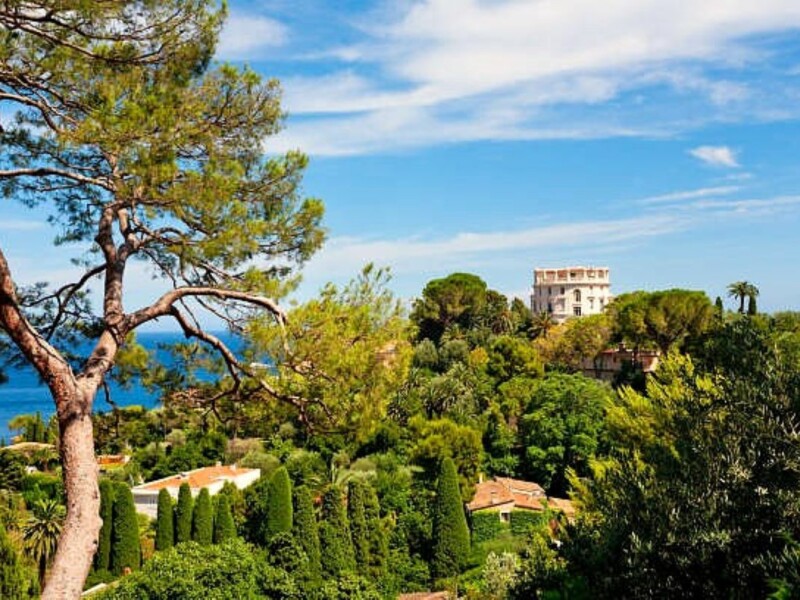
[
  {"x1": 265, "y1": 466, "x2": 293, "y2": 542},
  {"x1": 174, "y1": 482, "x2": 193, "y2": 544},
  {"x1": 347, "y1": 480, "x2": 369, "y2": 574},
  {"x1": 0, "y1": 521, "x2": 26, "y2": 599},
  {"x1": 214, "y1": 495, "x2": 236, "y2": 543},
  {"x1": 192, "y1": 488, "x2": 213, "y2": 545},
  {"x1": 748, "y1": 295, "x2": 757, "y2": 315},
  {"x1": 319, "y1": 486, "x2": 355, "y2": 577},
  {"x1": 155, "y1": 488, "x2": 174, "y2": 551},
  {"x1": 95, "y1": 478, "x2": 115, "y2": 572},
  {"x1": 292, "y1": 485, "x2": 321, "y2": 582},
  {"x1": 364, "y1": 483, "x2": 388, "y2": 578},
  {"x1": 110, "y1": 483, "x2": 141, "y2": 574},
  {"x1": 431, "y1": 458, "x2": 470, "y2": 580}
]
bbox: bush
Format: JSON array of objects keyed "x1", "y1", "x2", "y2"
[
  {"x1": 192, "y1": 488, "x2": 213, "y2": 545},
  {"x1": 265, "y1": 467, "x2": 292, "y2": 542},
  {"x1": 110, "y1": 483, "x2": 141, "y2": 574},
  {"x1": 292, "y1": 485, "x2": 321, "y2": 582},
  {"x1": 319, "y1": 487, "x2": 355, "y2": 576},
  {"x1": 98, "y1": 540, "x2": 260, "y2": 600},
  {"x1": 509, "y1": 510, "x2": 543, "y2": 537},
  {"x1": 213, "y1": 494, "x2": 236, "y2": 543},
  {"x1": 155, "y1": 488, "x2": 174, "y2": 551},
  {"x1": 471, "y1": 511, "x2": 507, "y2": 543},
  {"x1": 174, "y1": 482, "x2": 193, "y2": 544},
  {"x1": 95, "y1": 479, "x2": 116, "y2": 571},
  {"x1": 431, "y1": 458, "x2": 470, "y2": 580}
]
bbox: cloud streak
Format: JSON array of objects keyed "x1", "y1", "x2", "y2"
[
  {"x1": 266, "y1": 0, "x2": 800, "y2": 155},
  {"x1": 689, "y1": 145, "x2": 740, "y2": 167}
]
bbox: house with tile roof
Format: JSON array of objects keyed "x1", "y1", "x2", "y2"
[
  {"x1": 132, "y1": 464, "x2": 260, "y2": 518},
  {"x1": 466, "y1": 476, "x2": 575, "y2": 522}
]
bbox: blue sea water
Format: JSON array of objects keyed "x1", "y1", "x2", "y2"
[{"x1": 0, "y1": 331, "x2": 235, "y2": 441}]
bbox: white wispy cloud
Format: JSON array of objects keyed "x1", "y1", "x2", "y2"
[
  {"x1": 637, "y1": 185, "x2": 740, "y2": 205},
  {"x1": 264, "y1": 0, "x2": 800, "y2": 155},
  {"x1": 301, "y1": 214, "x2": 682, "y2": 278},
  {"x1": 689, "y1": 145, "x2": 741, "y2": 167},
  {"x1": 217, "y1": 12, "x2": 288, "y2": 60}
]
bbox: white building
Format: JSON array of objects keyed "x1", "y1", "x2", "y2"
[
  {"x1": 531, "y1": 266, "x2": 612, "y2": 323},
  {"x1": 131, "y1": 464, "x2": 260, "y2": 518}
]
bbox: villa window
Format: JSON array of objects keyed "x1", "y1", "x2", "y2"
[
  {"x1": 574, "y1": 290, "x2": 581, "y2": 302},
  {"x1": 560, "y1": 286, "x2": 565, "y2": 295},
  {"x1": 574, "y1": 306, "x2": 582, "y2": 316}
]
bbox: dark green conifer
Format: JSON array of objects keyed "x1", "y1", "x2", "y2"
[
  {"x1": 265, "y1": 466, "x2": 293, "y2": 542},
  {"x1": 95, "y1": 478, "x2": 115, "y2": 571},
  {"x1": 155, "y1": 488, "x2": 174, "y2": 551},
  {"x1": 364, "y1": 483, "x2": 388, "y2": 578},
  {"x1": 110, "y1": 483, "x2": 141, "y2": 574},
  {"x1": 748, "y1": 296, "x2": 757, "y2": 315},
  {"x1": 192, "y1": 488, "x2": 213, "y2": 545},
  {"x1": 0, "y1": 521, "x2": 26, "y2": 598},
  {"x1": 175, "y1": 482, "x2": 193, "y2": 544},
  {"x1": 431, "y1": 457, "x2": 470, "y2": 580},
  {"x1": 292, "y1": 485, "x2": 322, "y2": 582},
  {"x1": 319, "y1": 486, "x2": 355, "y2": 576},
  {"x1": 348, "y1": 480, "x2": 369, "y2": 574},
  {"x1": 213, "y1": 494, "x2": 236, "y2": 543}
]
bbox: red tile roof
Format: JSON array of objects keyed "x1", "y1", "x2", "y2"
[
  {"x1": 137, "y1": 465, "x2": 256, "y2": 491},
  {"x1": 467, "y1": 477, "x2": 575, "y2": 516}
]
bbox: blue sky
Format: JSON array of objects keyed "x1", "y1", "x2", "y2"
[{"x1": 3, "y1": 0, "x2": 800, "y2": 325}]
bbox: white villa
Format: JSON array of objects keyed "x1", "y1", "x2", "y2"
[
  {"x1": 531, "y1": 266, "x2": 612, "y2": 323},
  {"x1": 131, "y1": 464, "x2": 260, "y2": 518}
]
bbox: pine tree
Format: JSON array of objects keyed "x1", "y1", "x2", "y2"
[
  {"x1": 431, "y1": 457, "x2": 470, "y2": 580},
  {"x1": 364, "y1": 484, "x2": 388, "y2": 579},
  {"x1": 155, "y1": 489, "x2": 174, "y2": 551},
  {"x1": 319, "y1": 486, "x2": 355, "y2": 577},
  {"x1": 214, "y1": 495, "x2": 236, "y2": 543},
  {"x1": 348, "y1": 480, "x2": 369, "y2": 574},
  {"x1": 175, "y1": 483, "x2": 193, "y2": 544},
  {"x1": 0, "y1": 521, "x2": 26, "y2": 599},
  {"x1": 95, "y1": 479, "x2": 115, "y2": 572},
  {"x1": 293, "y1": 485, "x2": 322, "y2": 583},
  {"x1": 265, "y1": 466, "x2": 293, "y2": 542},
  {"x1": 192, "y1": 488, "x2": 213, "y2": 545},
  {"x1": 110, "y1": 483, "x2": 141, "y2": 574}
]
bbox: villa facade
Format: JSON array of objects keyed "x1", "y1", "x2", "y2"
[{"x1": 531, "y1": 266, "x2": 612, "y2": 323}]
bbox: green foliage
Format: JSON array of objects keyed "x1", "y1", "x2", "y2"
[
  {"x1": 174, "y1": 483, "x2": 194, "y2": 544},
  {"x1": 0, "y1": 450, "x2": 24, "y2": 491},
  {"x1": 510, "y1": 526, "x2": 568, "y2": 599},
  {"x1": 191, "y1": 488, "x2": 213, "y2": 546},
  {"x1": 431, "y1": 458, "x2": 470, "y2": 580},
  {"x1": 316, "y1": 573, "x2": 382, "y2": 600},
  {"x1": 319, "y1": 487, "x2": 356, "y2": 577},
  {"x1": 487, "y1": 335, "x2": 544, "y2": 382},
  {"x1": 155, "y1": 489, "x2": 174, "y2": 551},
  {"x1": 535, "y1": 313, "x2": 612, "y2": 372},
  {"x1": 94, "y1": 479, "x2": 116, "y2": 571},
  {"x1": 409, "y1": 416, "x2": 482, "y2": 497},
  {"x1": 518, "y1": 373, "x2": 612, "y2": 495},
  {"x1": 213, "y1": 494, "x2": 236, "y2": 543},
  {"x1": 481, "y1": 551, "x2": 521, "y2": 600},
  {"x1": 265, "y1": 531, "x2": 308, "y2": 578},
  {"x1": 568, "y1": 347, "x2": 800, "y2": 597},
  {"x1": 610, "y1": 289, "x2": 714, "y2": 354},
  {"x1": 292, "y1": 485, "x2": 321, "y2": 582},
  {"x1": 411, "y1": 272, "x2": 489, "y2": 343},
  {"x1": 98, "y1": 540, "x2": 261, "y2": 600},
  {"x1": 247, "y1": 266, "x2": 411, "y2": 440},
  {"x1": 348, "y1": 480, "x2": 370, "y2": 574},
  {"x1": 110, "y1": 484, "x2": 141, "y2": 574},
  {"x1": 266, "y1": 466, "x2": 293, "y2": 542},
  {"x1": 362, "y1": 483, "x2": 388, "y2": 580},
  {"x1": 509, "y1": 510, "x2": 544, "y2": 538},
  {"x1": 470, "y1": 511, "x2": 507, "y2": 543},
  {"x1": 23, "y1": 498, "x2": 65, "y2": 588},
  {"x1": 0, "y1": 521, "x2": 27, "y2": 599}
]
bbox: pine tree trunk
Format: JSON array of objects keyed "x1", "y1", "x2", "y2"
[{"x1": 41, "y1": 384, "x2": 102, "y2": 600}]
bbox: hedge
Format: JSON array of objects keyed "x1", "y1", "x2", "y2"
[
  {"x1": 470, "y1": 511, "x2": 507, "y2": 543},
  {"x1": 509, "y1": 509, "x2": 544, "y2": 536}
]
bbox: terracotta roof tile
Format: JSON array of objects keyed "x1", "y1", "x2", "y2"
[{"x1": 137, "y1": 465, "x2": 256, "y2": 492}]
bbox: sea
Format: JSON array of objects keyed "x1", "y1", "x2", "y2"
[{"x1": 0, "y1": 331, "x2": 238, "y2": 442}]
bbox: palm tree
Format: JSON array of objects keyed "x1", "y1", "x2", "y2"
[
  {"x1": 727, "y1": 281, "x2": 760, "y2": 314},
  {"x1": 23, "y1": 498, "x2": 65, "y2": 589},
  {"x1": 531, "y1": 311, "x2": 556, "y2": 339}
]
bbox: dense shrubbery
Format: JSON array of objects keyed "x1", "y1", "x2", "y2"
[{"x1": 470, "y1": 512, "x2": 507, "y2": 543}]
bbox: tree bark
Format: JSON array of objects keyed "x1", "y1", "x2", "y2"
[{"x1": 42, "y1": 386, "x2": 101, "y2": 599}]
